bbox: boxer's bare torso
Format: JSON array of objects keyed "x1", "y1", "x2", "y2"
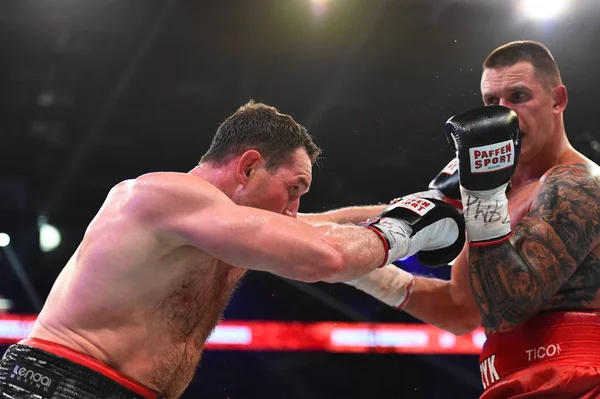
[
  {"x1": 482, "y1": 151, "x2": 600, "y2": 334},
  {"x1": 29, "y1": 175, "x2": 247, "y2": 399}
]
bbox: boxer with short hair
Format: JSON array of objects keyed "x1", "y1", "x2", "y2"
[
  {"x1": 337, "y1": 41, "x2": 600, "y2": 398},
  {"x1": 0, "y1": 100, "x2": 464, "y2": 399}
]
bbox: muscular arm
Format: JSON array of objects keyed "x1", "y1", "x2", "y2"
[
  {"x1": 469, "y1": 164, "x2": 600, "y2": 332},
  {"x1": 298, "y1": 204, "x2": 389, "y2": 225},
  {"x1": 129, "y1": 173, "x2": 386, "y2": 283}
]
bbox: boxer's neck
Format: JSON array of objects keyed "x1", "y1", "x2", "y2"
[
  {"x1": 510, "y1": 124, "x2": 570, "y2": 191},
  {"x1": 189, "y1": 162, "x2": 238, "y2": 198}
]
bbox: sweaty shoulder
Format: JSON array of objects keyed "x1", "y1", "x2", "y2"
[{"x1": 117, "y1": 171, "x2": 231, "y2": 228}]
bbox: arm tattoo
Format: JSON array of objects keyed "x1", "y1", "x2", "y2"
[
  {"x1": 469, "y1": 164, "x2": 600, "y2": 331},
  {"x1": 544, "y1": 252, "x2": 600, "y2": 309}
]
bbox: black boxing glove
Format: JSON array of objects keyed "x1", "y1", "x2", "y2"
[
  {"x1": 361, "y1": 197, "x2": 466, "y2": 268},
  {"x1": 427, "y1": 158, "x2": 462, "y2": 210},
  {"x1": 445, "y1": 105, "x2": 521, "y2": 246}
]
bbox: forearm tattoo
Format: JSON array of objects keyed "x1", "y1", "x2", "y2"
[{"x1": 469, "y1": 164, "x2": 600, "y2": 331}]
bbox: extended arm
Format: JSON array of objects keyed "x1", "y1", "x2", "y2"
[
  {"x1": 129, "y1": 173, "x2": 383, "y2": 282},
  {"x1": 128, "y1": 173, "x2": 464, "y2": 283}
]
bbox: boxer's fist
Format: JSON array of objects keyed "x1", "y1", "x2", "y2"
[
  {"x1": 361, "y1": 197, "x2": 465, "y2": 268},
  {"x1": 445, "y1": 105, "x2": 520, "y2": 191},
  {"x1": 444, "y1": 106, "x2": 521, "y2": 245}
]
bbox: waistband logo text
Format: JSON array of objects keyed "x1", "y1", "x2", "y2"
[
  {"x1": 479, "y1": 354, "x2": 500, "y2": 390},
  {"x1": 11, "y1": 364, "x2": 53, "y2": 390},
  {"x1": 526, "y1": 343, "x2": 562, "y2": 361},
  {"x1": 7, "y1": 360, "x2": 60, "y2": 398}
]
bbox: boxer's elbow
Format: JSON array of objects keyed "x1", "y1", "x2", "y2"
[
  {"x1": 449, "y1": 310, "x2": 481, "y2": 335},
  {"x1": 456, "y1": 300, "x2": 483, "y2": 335},
  {"x1": 430, "y1": 304, "x2": 481, "y2": 336},
  {"x1": 288, "y1": 245, "x2": 345, "y2": 283},
  {"x1": 311, "y1": 250, "x2": 346, "y2": 283},
  {"x1": 441, "y1": 280, "x2": 482, "y2": 335}
]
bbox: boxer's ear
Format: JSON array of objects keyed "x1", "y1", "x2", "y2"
[
  {"x1": 236, "y1": 150, "x2": 262, "y2": 185},
  {"x1": 551, "y1": 84, "x2": 568, "y2": 114}
]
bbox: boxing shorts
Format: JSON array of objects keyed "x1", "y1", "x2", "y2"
[
  {"x1": 0, "y1": 338, "x2": 164, "y2": 399},
  {"x1": 479, "y1": 310, "x2": 600, "y2": 399}
]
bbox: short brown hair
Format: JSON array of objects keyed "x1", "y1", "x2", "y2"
[
  {"x1": 200, "y1": 100, "x2": 322, "y2": 170},
  {"x1": 483, "y1": 40, "x2": 562, "y2": 88}
]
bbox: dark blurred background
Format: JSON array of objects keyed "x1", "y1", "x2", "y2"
[{"x1": 1, "y1": 0, "x2": 599, "y2": 397}]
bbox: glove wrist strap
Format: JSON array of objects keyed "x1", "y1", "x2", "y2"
[
  {"x1": 367, "y1": 219, "x2": 412, "y2": 266},
  {"x1": 460, "y1": 184, "x2": 512, "y2": 244}
]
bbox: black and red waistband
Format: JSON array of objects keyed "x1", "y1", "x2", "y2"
[{"x1": 18, "y1": 338, "x2": 163, "y2": 399}]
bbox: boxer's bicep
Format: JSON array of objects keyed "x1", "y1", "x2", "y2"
[{"x1": 468, "y1": 164, "x2": 600, "y2": 331}]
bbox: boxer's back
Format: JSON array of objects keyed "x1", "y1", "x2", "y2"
[{"x1": 30, "y1": 173, "x2": 246, "y2": 398}]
